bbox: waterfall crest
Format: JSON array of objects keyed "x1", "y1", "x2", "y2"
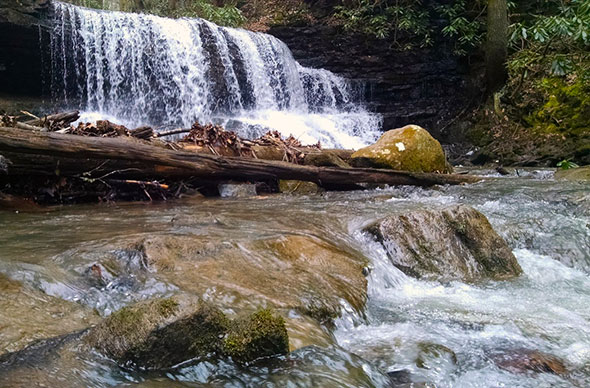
[{"x1": 51, "y1": 2, "x2": 382, "y2": 148}]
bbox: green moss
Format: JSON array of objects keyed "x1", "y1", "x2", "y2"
[
  {"x1": 298, "y1": 303, "x2": 340, "y2": 325},
  {"x1": 526, "y1": 77, "x2": 590, "y2": 137},
  {"x1": 157, "y1": 298, "x2": 179, "y2": 318},
  {"x1": 223, "y1": 309, "x2": 289, "y2": 363}
]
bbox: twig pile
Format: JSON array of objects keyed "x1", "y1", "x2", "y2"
[
  {"x1": 251, "y1": 130, "x2": 321, "y2": 164},
  {"x1": 181, "y1": 122, "x2": 251, "y2": 156},
  {"x1": 68, "y1": 120, "x2": 154, "y2": 139}
]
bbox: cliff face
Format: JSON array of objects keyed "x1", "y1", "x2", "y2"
[
  {"x1": 269, "y1": 24, "x2": 485, "y2": 140},
  {"x1": 0, "y1": 0, "x2": 51, "y2": 97}
]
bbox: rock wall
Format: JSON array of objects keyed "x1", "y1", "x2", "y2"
[
  {"x1": 269, "y1": 24, "x2": 486, "y2": 140},
  {"x1": 0, "y1": 0, "x2": 51, "y2": 98}
]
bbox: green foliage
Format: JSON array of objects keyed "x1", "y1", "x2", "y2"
[
  {"x1": 334, "y1": 0, "x2": 432, "y2": 47},
  {"x1": 171, "y1": 0, "x2": 245, "y2": 27},
  {"x1": 334, "y1": 0, "x2": 484, "y2": 54},
  {"x1": 557, "y1": 159, "x2": 579, "y2": 170},
  {"x1": 437, "y1": 0, "x2": 484, "y2": 55},
  {"x1": 508, "y1": 0, "x2": 590, "y2": 77},
  {"x1": 66, "y1": 0, "x2": 245, "y2": 27}
]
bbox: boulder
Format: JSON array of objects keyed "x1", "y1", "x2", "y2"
[
  {"x1": 84, "y1": 296, "x2": 289, "y2": 368},
  {"x1": 364, "y1": 205, "x2": 522, "y2": 282},
  {"x1": 224, "y1": 309, "x2": 289, "y2": 363},
  {"x1": 218, "y1": 183, "x2": 258, "y2": 198},
  {"x1": 279, "y1": 180, "x2": 323, "y2": 194},
  {"x1": 350, "y1": 125, "x2": 452, "y2": 173},
  {"x1": 555, "y1": 166, "x2": 590, "y2": 181},
  {"x1": 304, "y1": 151, "x2": 351, "y2": 168}
]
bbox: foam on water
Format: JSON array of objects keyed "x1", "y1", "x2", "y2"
[
  {"x1": 51, "y1": 2, "x2": 382, "y2": 148},
  {"x1": 335, "y1": 234, "x2": 590, "y2": 386}
]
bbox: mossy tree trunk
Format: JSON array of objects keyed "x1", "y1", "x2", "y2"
[{"x1": 486, "y1": 0, "x2": 509, "y2": 92}]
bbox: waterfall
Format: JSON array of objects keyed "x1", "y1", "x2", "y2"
[{"x1": 50, "y1": 2, "x2": 382, "y2": 149}]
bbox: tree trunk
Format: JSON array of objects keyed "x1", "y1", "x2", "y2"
[
  {"x1": 486, "y1": 0, "x2": 509, "y2": 92},
  {"x1": 0, "y1": 128, "x2": 480, "y2": 188}
]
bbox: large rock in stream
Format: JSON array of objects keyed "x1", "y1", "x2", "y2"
[
  {"x1": 364, "y1": 205, "x2": 522, "y2": 282},
  {"x1": 351, "y1": 125, "x2": 452, "y2": 173},
  {"x1": 84, "y1": 296, "x2": 289, "y2": 368}
]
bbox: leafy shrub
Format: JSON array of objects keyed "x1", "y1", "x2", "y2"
[{"x1": 334, "y1": 0, "x2": 484, "y2": 54}]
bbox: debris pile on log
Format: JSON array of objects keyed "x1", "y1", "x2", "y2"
[{"x1": 0, "y1": 112, "x2": 480, "y2": 205}]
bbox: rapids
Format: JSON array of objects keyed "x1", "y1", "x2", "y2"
[{"x1": 0, "y1": 169, "x2": 589, "y2": 387}]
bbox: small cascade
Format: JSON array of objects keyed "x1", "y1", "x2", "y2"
[{"x1": 50, "y1": 2, "x2": 382, "y2": 148}]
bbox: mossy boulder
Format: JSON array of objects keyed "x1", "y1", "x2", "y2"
[
  {"x1": 84, "y1": 296, "x2": 230, "y2": 369},
  {"x1": 364, "y1": 205, "x2": 522, "y2": 282},
  {"x1": 84, "y1": 297, "x2": 290, "y2": 369},
  {"x1": 350, "y1": 125, "x2": 451, "y2": 173},
  {"x1": 555, "y1": 166, "x2": 590, "y2": 181},
  {"x1": 223, "y1": 309, "x2": 289, "y2": 363}
]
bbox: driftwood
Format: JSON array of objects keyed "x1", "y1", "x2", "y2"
[
  {"x1": 0, "y1": 127, "x2": 480, "y2": 188},
  {"x1": 25, "y1": 110, "x2": 80, "y2": 128}
]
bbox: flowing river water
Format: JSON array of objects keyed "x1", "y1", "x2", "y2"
[{"x1": 0, "y1": 169, "x2": 589, "y2": 387}]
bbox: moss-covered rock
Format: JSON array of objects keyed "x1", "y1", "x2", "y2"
[
  {"x1": 526, "y1": 78, "x2": 590, "y2": 137},
  {"x1": 350, "y1": 125, "x2": 451, "y2": 173},
  {"x1": 555, "y1": 166, "x2": 590, "y2": 181},
  {"x1": 85, "y1": 296, "x2": 290, "y2": 369},
  {"x1": 84, "y1": 296, "x2": 230, "y2": 369},
  {"x1": 364, "y1": 205, "x2": 522, "y2": 282},
  {"x1": 279, "y1": 180, "x2": 323, "y2": 194},
  {"x1": 223, "y1": 309, "x2": 289, "y2": 363}
]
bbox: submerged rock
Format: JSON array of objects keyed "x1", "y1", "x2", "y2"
[
  {"x1": 84, "y1": 296, "x2": 289, "y2": 369},
  {"x1": 415, "y1": 342, "x2": 457, "y2": 370},
  {"x1": 350, "y1": 125, "x2": 451, "y2": 173},
  {"x1": 0, "y1": 273, "x2": 98, "y2": 355},
  {"x1": 364, "y1": 205, "x2": 522, "y2": 282},
  {"x1": 493, "y1": 349, "x2": 567, "y2": 375},
  {"x1": 555, "y1": 166, "x2": 590, "y2": 181},
  {"x1": 133, "y1": 233, "x2": 367, "y2": 349}
]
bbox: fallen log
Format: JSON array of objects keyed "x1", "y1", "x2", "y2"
[{"x1": 0, "y1": 127, "x2": 481, "y2": 188}]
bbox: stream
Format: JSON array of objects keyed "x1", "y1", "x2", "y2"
[{"x1": 1, "y1": 169, "x2": 589, "y2": 387}]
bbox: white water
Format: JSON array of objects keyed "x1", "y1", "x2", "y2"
[
  {"x1": 51, "y1": 2, "x2": 382, "y2": 148},
  {"x1": 333, "y1": 175, "x2": 590, "y2": 387}
]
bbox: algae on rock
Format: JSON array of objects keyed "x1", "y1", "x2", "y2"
[
  {"x1": 84, "y1": 296, "x2": 289, "y2": 369},
  {"x1": 223, "y1": 309, "x2": 289, "y2": 363}
]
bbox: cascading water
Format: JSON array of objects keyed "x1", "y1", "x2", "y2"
[{"x1": 50, "y1": 2, "x2": 382, "y2": 148}]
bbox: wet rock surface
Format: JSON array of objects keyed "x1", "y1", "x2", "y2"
[
  {"x1": 0, "y1": 273, "x2": 98, "y2": 354},
  {"x1": 493, "y1": 349, "x2": 567, "y2": 375},
  {"x1": 555, "y1": 166, "x2": 590, "y2": 181},
  {"x1": 351, "y1": 125, "x2": 451, "y2": 173},
  {"x1": 364, "y1": 205, "x2": 522, "y2": 282},
  {"x1": 84, "y1": 296, "x2": 289, "y2": 368}
]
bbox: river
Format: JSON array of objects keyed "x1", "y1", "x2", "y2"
[{"x1": 0, "y1": 169, "x2": 588, "y2": 387}]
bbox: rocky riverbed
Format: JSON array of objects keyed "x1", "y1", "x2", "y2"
[{"x1": 0, "y1": 168, "x2": 589, "y2": 387}]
